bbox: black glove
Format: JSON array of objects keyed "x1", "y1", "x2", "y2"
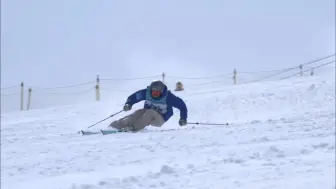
[
  {"x1": 123, "y1": 104, "x2": 132, "y2": 111},
  {"x1": 179, "y1": 119, "x2": 187, "y2": 126}
]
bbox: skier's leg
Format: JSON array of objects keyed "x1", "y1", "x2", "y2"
[
  {"x1": 131, "y1": 109, "x2": 165, "y2": 131},
  {"x1": 148, "y1": 109, "x2": 165, "y2": 127},
  {"x1": 109, "y1": 109, "x2": 146, "y2": 130},
  {"x1": 130, "y1": 109, "x2": 157, "y2": 131}
]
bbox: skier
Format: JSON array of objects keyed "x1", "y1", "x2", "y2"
[{"x1": 109, "y1": 80, "x2": 188, "y2": 132}]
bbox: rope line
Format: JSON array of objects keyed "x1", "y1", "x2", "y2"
[
  {"x1": 242, "y1": 67, "x2": 297, "y2": 84},
  {"x1": 167, "y1": 72, "x2": 232, "y2": 79},
  {"x1": 37, "y1": 87, "x2": 95, "y2": 95},
  {"x1": 101, "y1": 75, "x2": 160, "y2": 81},
  {"x1": 183, "y1": 60, "x2": 335, "y2": 97},
  {"x1": 280, "y1": 60, "x2": 335, "y2": 80},
  {"x1": 1, "y1": 54, "x2": 334, "y2": 103},
  {"x1": 299, "y1": 54, "x2": 335, "y2": 67},
  {"x1": 0, "y1": 85, "x2": 20, "y2": 90},
  {"x1": 1, "y1": 92, "x2": 20, "y2": 96},
  {"x1": 241, "y1": 54, "x2": 335, "y2": 84},
  {"x1": 29, "y1": 81, "x2": 95, "y2": 90}
]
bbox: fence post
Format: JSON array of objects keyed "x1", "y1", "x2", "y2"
[
  {"x1": 310, "y1": 68, "x2": 314, "y2": 76},
  {"x1": 20, "y1": 82, "x2": 24, "y2": 111},
  {"x1": 161, "y1": 72, "x2": 165, "y2": 84},
  {"x1": 27, "y1": 88, "x2": 32, "y2": 110},
  {"x1": 95, "y1": 75, "x2": 100, "y2": 101},
  {"x1": 299, "y1": 64, "x2": 303, "y2": 76},
  {"x1": 233, "y1": 69, "x2": 237, "y2": 85}
]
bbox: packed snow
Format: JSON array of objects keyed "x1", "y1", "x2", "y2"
[{"x1": 1, "y1": 71, "x2": 335, "y2": 189}]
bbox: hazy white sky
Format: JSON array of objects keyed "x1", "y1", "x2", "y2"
[{"x1": 1, "y1": 0, "x2": 335, "y2": 87}]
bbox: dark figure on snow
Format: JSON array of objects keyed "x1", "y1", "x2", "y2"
[{"x1": 109, "y1": 80, "x2": 188, "y2": 131}]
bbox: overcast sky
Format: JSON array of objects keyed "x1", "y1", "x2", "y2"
[{"x1": 1, "y1": 0, "x2": 335, "y2": 88}]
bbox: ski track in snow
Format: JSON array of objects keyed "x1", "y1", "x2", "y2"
[{"x1": 1, "y1": 74, "x2": 335, "y2": 189}]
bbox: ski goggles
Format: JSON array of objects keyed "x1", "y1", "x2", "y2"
[{"x1": 151, "y1": 91, "x2": 161, "y2": 97}]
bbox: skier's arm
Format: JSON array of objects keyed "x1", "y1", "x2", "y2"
[
  {"x1": 170, "y1": 93, "x2": 188, "y2": 120},
  {"x1": 125, "y1": 89, "x2": 147, "y2": 106}
]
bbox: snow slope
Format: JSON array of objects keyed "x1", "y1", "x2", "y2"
[{"x1": 1, "y1": 72, "x2": 335, "y2": 189}]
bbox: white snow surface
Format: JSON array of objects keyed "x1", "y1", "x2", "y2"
[{"x1": 1, "y1": 73, "x2": 335, "y2": 189}]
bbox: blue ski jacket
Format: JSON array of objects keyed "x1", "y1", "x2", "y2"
[{"x1": 125, "y1": 85, "x2": 188, "y2": 122}]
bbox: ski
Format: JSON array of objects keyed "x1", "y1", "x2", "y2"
[
  {"x1": 80, "y1": 129, "x2": 128, "y2": 135},
  {"x1": 80, "y1": 130, "x2": 100, "y2": 135},
  {"x1": 79, "y1": 123, "x2": 229, "y2": 136},
  {"x1": 100, "y1": 129, "x2": 129, "y2": 135}
]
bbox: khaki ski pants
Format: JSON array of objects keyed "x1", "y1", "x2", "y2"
[{"x1": 109, "y1": 109, "x2": 165, "y2": 131}]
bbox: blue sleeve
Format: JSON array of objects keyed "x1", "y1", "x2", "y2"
[
  {"x1": 169, "y1": 92, "x2": 188, "y2": 120},
  {"x1": 125, "y1": 89, "x2": 147, "y2": 106}
]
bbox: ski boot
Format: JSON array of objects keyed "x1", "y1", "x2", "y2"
[{"x1": 118, "y1": 125, "x2": 135, "y2": 132}]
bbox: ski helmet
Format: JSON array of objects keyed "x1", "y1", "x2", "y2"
[{"x1": 149, "y1": 80, "x2": 165, "y2": 98}]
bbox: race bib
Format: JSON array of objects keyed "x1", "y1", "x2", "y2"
[{"x1": 145, "y1": 100, "x2": 168, "y2": 114}]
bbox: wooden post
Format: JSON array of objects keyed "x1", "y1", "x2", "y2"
[
  {"x1": 299, "y1": 64, "x2": 303, "y2": 76},
  {"x1": 233, "y1": 69, "x2": 237, "y2": 85},
  {"x1": 27, "y1": 88, "x2": 32, "y2": 110},
  {"x1": 162, "y1": 72, "x2": 165, "y2": 84},
  {"x1": 20, "y1": 82, "x2": 24, "y2": 111},
  {"x1": 96, "y1": 75, "x2": 100, "y2": 101}
]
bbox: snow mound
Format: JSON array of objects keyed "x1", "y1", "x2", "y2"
[{"x1": 1, "y1": 74, "x2": 335, "y2": 189}]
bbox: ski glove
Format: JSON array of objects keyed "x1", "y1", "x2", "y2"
[
  {"x1": 179, "y1": 119, "x2": 187, "y2": 126},
  {"x1": 123, "y1": 104, "x2": 132, "y2": 111}
]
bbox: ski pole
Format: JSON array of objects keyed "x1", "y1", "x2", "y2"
[
  {"x1": 187, "y1": 122, "x2": 229, "y2": 126},
  {"x1": 88, "y1": 110, "x2": 123, "y2": 128}
]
